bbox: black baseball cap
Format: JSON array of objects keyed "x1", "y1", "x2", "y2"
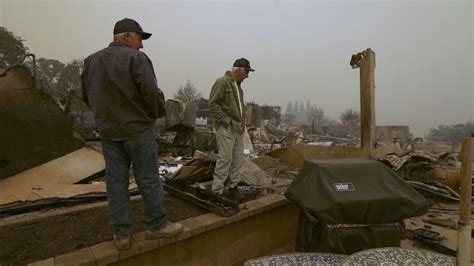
[
  {"x1": 113, "y1": 18, "x2": 152, "y2": 40},
  {"x1": 233, "y1": 58, "x2": 255, "y2": 72}
]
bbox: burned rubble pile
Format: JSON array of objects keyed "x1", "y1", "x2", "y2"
[
  {"x1": 156, "y1": 102, "x2": 469, "y2": 258},
  {"x1": 10, "y1": 84, "x2": 464, "y2": 227},
  {"x1": 1, "y1": 59, "x2": 471, "y2": 264}
]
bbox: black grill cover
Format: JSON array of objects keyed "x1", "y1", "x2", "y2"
[
  {"x1": 295, "y1": 212, "x2": 404, "y2": 254},
  {"x1": 285, "y1": 159, "x2": 429, "y2": 224}
]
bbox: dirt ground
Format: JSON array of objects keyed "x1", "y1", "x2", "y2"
[{"x1": 0, "y1": 194, "x2": 206, "y2": 266}]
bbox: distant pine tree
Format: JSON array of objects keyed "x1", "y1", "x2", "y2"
[
  {"x1": 298, "y1": 101, "x2": 305, "y2": 124},
  {"x1": 293, "y1": 101, "x2": 299, "y2": 117},
  {"x1": 307, "y1": 104, "x2": 325, "y2": 125},
  {"x1": 285, "y1": 101, "x2": 293, "y2": 116},
  {"x1": 305, "y1": 101, "x2": 311, "y2": 115}
]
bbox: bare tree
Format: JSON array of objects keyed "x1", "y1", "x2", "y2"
[
  {"x1": 340, "y1": 109, "x2": 360, "y2": 126},
  {"x1": 174, "y1": 80, "x2": 201, "y2": 103}
]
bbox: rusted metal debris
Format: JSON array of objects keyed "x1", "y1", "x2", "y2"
[
  {"x1": 163, "y1": 178, "x2": 239, "y2": 217},
  {"x1": 406, "y1": 181, "x2": 463, "y2": 202},
  {"x1": 406, "y1": 228, "x2": 457, "y2": 257},
  {"x1": 380, "y1": 151, "x2": 462, "y2": 190},
  {"x1": 168, "y1": 154, "x2": 272, "y2": 189},
  {"x1": 423, "y1": 218, "x2": 457, "y2": 229},
  {"x1": 172, "y1": 158, "x2": 215, "y2": 183}
]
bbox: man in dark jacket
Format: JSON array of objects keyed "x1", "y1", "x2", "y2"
[
  {"x1": 208, "y1": 58, "x2": 255, "y2": 194},
  {"x1": 81, "y1": 18, "x2": 182, "y2": 250}
]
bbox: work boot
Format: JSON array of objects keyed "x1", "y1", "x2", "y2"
[
  {"x1": 114, "y1": 235, "x2": 130, "y2": 251},
  {"x1": 212, "y1": 186, "x2": 224, "y2": 196},
  {"x1": 224, "y1": 187, "x2": 242, "y2": 203},
  {"x1": 227, "y1": 187, "x2": 238, "y2": 196},
  {"x1": 145, "y1": 222, "x2": 184, "y2": 240}
]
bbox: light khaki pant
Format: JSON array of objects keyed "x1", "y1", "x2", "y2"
[{"x1": 212, "y1": 126, "x2": 244, "y2": 194}]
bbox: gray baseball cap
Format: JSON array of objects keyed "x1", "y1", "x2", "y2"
[{"x1": 233, "y1": 58, "x2": 255, "y2": 72}]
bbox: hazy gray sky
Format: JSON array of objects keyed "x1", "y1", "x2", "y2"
[{"x1": 1, "y1": 0, "x2": 472, "y2": 137}]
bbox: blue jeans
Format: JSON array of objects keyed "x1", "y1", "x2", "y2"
[{"x1": 102, "y1": 127, "x2": 168, "y2": 238}]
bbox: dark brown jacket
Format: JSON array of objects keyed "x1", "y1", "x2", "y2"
[
  {"x1": 208, "y1": 71, "x2": 245, "y2": 132},
  {"x1": 81, "y1": 42, "x2": 165, "y2": 140}
]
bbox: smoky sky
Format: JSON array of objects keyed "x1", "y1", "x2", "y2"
[{"x1": 1, "y1": 0, "x2": 472, "y2": 137}]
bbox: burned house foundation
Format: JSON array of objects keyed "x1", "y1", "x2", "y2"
[{"x1": 0, "y1": 50, "x2": 471, "y2": 266}]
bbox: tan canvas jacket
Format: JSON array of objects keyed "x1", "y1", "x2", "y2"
[{"x1": 208, "y1": 71, "x2": 245, "y2": 132}]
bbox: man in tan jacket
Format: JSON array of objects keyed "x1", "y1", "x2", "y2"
[{"x1": 208, "y1": 58, "x2": 255, "y2": 195}]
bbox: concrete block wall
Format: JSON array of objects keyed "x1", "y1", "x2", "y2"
[{"x1": 30, "y1": 194, "x2": 299, "y2": 266}]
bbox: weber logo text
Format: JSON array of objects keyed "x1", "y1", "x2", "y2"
[{"x1": 334, "y1": 183, "x2": 355, "y2": 192}]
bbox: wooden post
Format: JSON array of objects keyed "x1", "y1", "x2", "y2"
[
  {"x1": 359, "y1": 49, "x2": 376, "y2": 159},
  {"x1": 458, "y1": 137, "x2": 473, "y2": 266}
]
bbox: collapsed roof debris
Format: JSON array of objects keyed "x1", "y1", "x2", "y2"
[
  {"x1": 0, "y1": 62, "x2": 114, "y2": 215},
  {"x1": 0, "y1": 64, "x2": 84, "y2": 180},
  {"x1": 1, "y1": 52, "x2": 471, "y2": 265}
]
